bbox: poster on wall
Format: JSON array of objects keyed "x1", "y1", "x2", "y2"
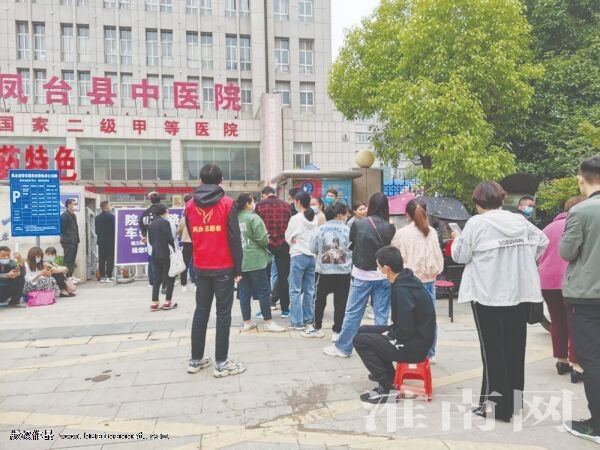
[
  {"x1": 114, "y1": 207, "x2": 184, "y2": 266},
  {"x1": 293, "y1": 180, "x2": 323, "y2": 197},
  {"x1": 322, "y1": 180, "x2": 352, "y2": 205}
]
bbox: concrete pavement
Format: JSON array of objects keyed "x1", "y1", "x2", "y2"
[{"x1": 0, "y1": 279, "x2": 595, "y2": 449}]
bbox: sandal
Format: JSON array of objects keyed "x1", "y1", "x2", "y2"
[
  {"x1": 150, "y1": 303, "x2": 160, "y2": 312},
  {"x1": 161, "y1": 302, "x2": 178, "y2": 310}
]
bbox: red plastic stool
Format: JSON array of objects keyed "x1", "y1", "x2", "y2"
[
  {"x1": 435, "y1": 279, "x2": 455, "y2": 322},
  {"x1": 394, "y1": 359, "x2": 433, "y2": 401}
]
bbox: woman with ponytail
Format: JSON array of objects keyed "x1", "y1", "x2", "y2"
[
  {"x1": 236, "y1": 193, "x2": 285, "y2": 333},
  {"x1": 285, "y1": 191, "x2": 318, "y2": 330},
  {"x1": 391, "y1": 199, "x2": 444, "y2": 361}
]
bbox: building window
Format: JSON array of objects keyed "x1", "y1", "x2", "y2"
[
  {"x1": 121, "y1": 72, "x2": 133, "y2": 104},
  {"x1": 299, "y1": 39, "x2": 314, "y2": 74},
  {"x1": 161, "y1": 30, "x2": 173, "y2": 66},
  {"x1": 105, "y1": 72, "x2": 118, "y2": 105},
  {"x1": 61, "y1": 24, "x2": 74, "y2": 62},
  {"x1": 275, "y1": 81, "x2": 291, "y2": 107},
  {"x1": 62, "y1": 71, "x2": 75, "y2": 104},
  {"x1": 104, "y1": 27, "x2": 118, "y2": 64},
  {"x1": 146, "y1": 29, "x2": 159, "y2": 66},
  {"x1": 34, "y1": 69, "x2": 46, "y2": 105},
  {"x1": 162, "y1": 75, "x2": 174, "y2": 108},
  {"x1": 355, "y1": 132, "x2": 372, "y2": 144},
  {"x1": 183, "y1": 143, "x2": 260, "y2": 181},
  {"x1": 17, "y1": 69, "x2": 31, "y2": 99},
  {"x1": 240, "y1": 35, "x2": 251, "y2": 71},
  {"x1": 187, "y1": 0, "x2": 211, "y2": 14},
  {"x1": 201, "y1": 32, "x2": 213, "y2": 70},
  {"x1": 293, "y1": 142, "x2": 312, "y2": 169},
  {"x1": 274, "y1": 38, "x2": 289, "y2": 73},
  {"x1": 145, "y1": 0, "x2": 159, "y2": 11},
  {"x1": 202, "y1": 77, "x2": 214, "y2": 111},
  {"x1": 120, "y1": 27, "x2": 132, "y2": 65},
  {"x1": 186, "y1": 32, "x2": 199, "y2": 69},
  {"x1": 273, "y1": 0, "x2": 288, "y2": 21},
  {"x1": 226, "y1": 34, "x2": 238, "y2": 71},
  {"x1": 299, "y1": 82, "x2": 315, "y2": 113},
  {"x1": 241, "y1": 79, "x2": 252, "y2": 112},
  {"x1": 147, "y1": 75, "x2": 160, "y2": 108},
  {"x1": 119, "y1": 0, "x2": 131, "y2": 8},
  {"x1": 226, "y1": 0, "x2": 249, "y2": 17},
  {"x1": 33, "y1": 23, "x2": 46, "y2": 61},
  {"x1": 160, "y1": 0, "x2": 172, "y2": 12},
  {"x1": 16, "y1": 21, "x2": 30, "y2": 60},
  {"x1": 103, "y1": 0, "x2": 117, "y2": 8},
  {"x1": 299, "y1": 0, "x2": 313, "y2": 23},
  {"x1": 77, "y1": 25, "x2": 90, "y2": 62},
  {"x1": 78, "y1": 71, "x2": 91, "y2": 106}
]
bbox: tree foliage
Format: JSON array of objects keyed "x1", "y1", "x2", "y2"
[
  {"x1": 515, "y1": 1, "x2": 600, "y2": 179},
  {"x1": 329, "y1": 0, "x2": 541, "y2": 200},
  {"x1": 535, "y1": 176, "x2": 580, "y2": 217}
]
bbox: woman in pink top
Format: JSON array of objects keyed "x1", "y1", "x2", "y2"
[
  {"x1": 391, "y1": 199, "x2": 444, "y2": 361},
  {"x1": 538, "y1": 195, "x2": 585, "y2": 383}
]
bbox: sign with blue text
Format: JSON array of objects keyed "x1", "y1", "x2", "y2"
[{"x1": 9, "y1": 169, "x2": 61, "y2": 237}]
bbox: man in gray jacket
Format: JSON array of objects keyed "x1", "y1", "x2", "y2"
[{"x1": 560, "y1": 155, "x2": 600, "y2": 444}]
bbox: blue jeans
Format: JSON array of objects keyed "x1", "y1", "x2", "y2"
[
  {"x1": 270, "y1": 256, "x2": 278, "y2": 289},
  {"x1": 238, "y1": 269, "x2": 272, "y2": 321},
  {"x1": 422, "y1": 281, "x2": 437, "y2": 358},
  {"x1": 336, "y1": 278, "x2": 391, "y2": 355},
  {"x1": 288, "y1": 254, "x2": 316, "y2": 328}
]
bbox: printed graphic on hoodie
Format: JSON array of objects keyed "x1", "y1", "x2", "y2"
[{"x1": 321, "y1": 233, "x2": 348, "y2": 265}]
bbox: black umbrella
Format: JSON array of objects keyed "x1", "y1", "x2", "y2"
[{"x1": 421, "y1": 197, "x2": 471, "y2": 221}]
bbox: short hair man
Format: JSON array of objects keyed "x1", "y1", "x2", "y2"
[
  {"x1": 324, "y1": 188, "x2": 338, "y2": 207},
  {"x1": 95, "y1": 200, "x2": 115, "y2": 282},
  {"x1": 256, "y1": 185, "x2": 292, "y2": 315},
  {"x1": 560, "y1": 156, "x2": 600, "y2": 444},
  {"x1": 0, "y1": 246, "x2": 25, "y2": 307},
  {"x1": 288, "y1": 188, "x2": 299, "y2": 215},
  {"x1": 186, "y1": 164, "x2": 244, "y2": 377},
  {"x1": 60, "y1": 198, "x2": 80, "y2": 279},
  {"x1": 516, "y1": 195, "x2": 535, "y2": 222},
  {"x1": 353, "y1": 246, "x2": 436, "y2": 404}
]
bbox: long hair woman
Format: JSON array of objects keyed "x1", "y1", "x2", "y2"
[
  {"x1": 451, "y1": 181, "x2": 548, "y2": 422},
  {"x1": 285, "y1": 191, "x2": 318, "y2": 330},
  {"x1": 236, "y1": 193, "x2": 285, "y2": 333},
  {"x1": 23, "y1": 247, "x2": 57, "y2": 297},
  {"x1": 324, "y1": 192, "x2": 396, "y2": 357},
  {"x1": 391, "y1": 199, "x2": 443, "y2": 361}
]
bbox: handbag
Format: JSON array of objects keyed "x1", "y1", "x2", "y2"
[
  {"x1": 168, "y1": 245, "x2": 186, "y2": 277},
  {"x1": 526, "y1": 302, "x2": 544, "y2": 325},
  {"x1": 27, "y1": 290, "x2": 56, "y2": 307}
]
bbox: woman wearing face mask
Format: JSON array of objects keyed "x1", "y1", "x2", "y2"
[
  {"x1": 236, "y1": 193, "x2": 286, "y2": 333},
  {"x1": 285, "y1": 191, "x2": 319, "y2": 330},
  {"x1": 310, "y1": 196, "x2": 327, "y2": 226},
  {"x1": 44, "y1": 247, "x2": 75, "y2": 298},
  {"x1": 347, "y1": 201, "x2": 368, "y2": 227},
  {"x1": 23, "y1": 247, "x2": 57, "y2": 298}
]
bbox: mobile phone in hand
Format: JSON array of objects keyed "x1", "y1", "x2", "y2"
[{"x1": 448, "y1": 223, "x2": 462, "y2": 234}]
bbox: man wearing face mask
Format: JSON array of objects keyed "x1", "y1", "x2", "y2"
[
  {"x1": 516, "y1": 195, "x2": 536, "y2": 223},
  {"x1": 0, "y1": 246, "x2": 26, "y2": 307},
  {"x1": 324, "y1": 188, "x2": 338, "y2": 207}
]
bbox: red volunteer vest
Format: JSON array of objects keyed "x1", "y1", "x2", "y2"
[{"x1": 186, "y1": 196, "x2": 234, "y2": 270}]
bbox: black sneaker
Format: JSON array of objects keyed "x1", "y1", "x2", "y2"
[
  {"x1": 564, "y1": 419, "x2": 600, "y2": 444},
  {"x1": 359, "y1": 385, "x2": 397, "y2": 404}
]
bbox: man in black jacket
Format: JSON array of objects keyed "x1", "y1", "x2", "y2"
[
  {"x1": 60, "y1": 198, "x2": 80, "y2": 279},
  {"x1": 147, "y1": 203, "x2": 176, "y2": 311},
  {"x1": 354, "y1": 246, "x2": 436, "y2": 404},
  {"x1": 138, "y1": 192, "x2": 163, "y2": 287},
  {"x1": 95, "y1": 201, "x2": 115, "y2": 282}
]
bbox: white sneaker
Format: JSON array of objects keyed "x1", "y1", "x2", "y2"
[
  {"x1": 107, "y1": 278, "x2": 115, "y2": 283},
  {"x1": 241, "y1": 322, "x2": 257, "y2": 332},
  {"x1": 100, "y1": 277, "x2": 107, "y2": 283},
  {"x1": 429, "y1": 356, "x2": 436, "y2": 365},
  {"x1": 287, "y1": 325, "x2": 306, "y2": 331},
  {"x1": 331, "y1": 332, "x2": 340, "y2": 342},
  {"x1": 301, "y1": 327, "x2": 325, "y2": 338},
  {"x1": 263, "y1": 321, "x2": 285, "y2": 333},
  {"x1": 181, "y1": 285, "x2": 188, "y2": 293},
  {"x1": 214, "y1": 359, "x2": 246, "y2": 378},
  {"x1": 323, "y1": 344, "x2": 350, "y2": 358}
]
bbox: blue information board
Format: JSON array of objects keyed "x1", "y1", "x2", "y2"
[{"x1": 9, "y1": 170, "x2": 61, "y2": 237}]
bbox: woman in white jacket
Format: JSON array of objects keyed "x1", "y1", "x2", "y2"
[
  {"x1": 285, "y1": 191, "x2": 318, "y2": 331},
  {"x1": 391, "y1": 199, "x2": 443, "y2": 361},
  {"x1": 451, "y1": 181, "x2": 548, "y2": 423}
]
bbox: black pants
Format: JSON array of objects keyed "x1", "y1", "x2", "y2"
[
  {"x1": 180, "y1": 243, "x2": 193, "y2": 286},
  {"x1": 0, "y1": 273, "x2": 25, "y2": 305},
  {"x1": 62, "y1": 243, "x2": 78, "y2": 277},
  {"x1": 269, "y1": 243, "x2": 290, "y2": 312},
  {"x1": 151, "y1": 257, "x2": 175, "y2": 301},
  {"x1": 314, "y1": 273, "x2": 350, "y2": 333},
  {"x1": 354, "y1": 325, "x2": 422, "y2": 389},
  {"x1": 52, "y1": 273, "x2": 67, "y2": 291},
  {"x1": 191, "y1": 270, "x2": 235, "y2": 363},
  {"x1": 98, "y1": 245, "x2": 114, "y2": 278},
  {"x1": 472, "y1": 302, "x2": 528, "y2": 422},
  {"x1": 572, "y1": 304, "x2": 600, "y2": 434}
]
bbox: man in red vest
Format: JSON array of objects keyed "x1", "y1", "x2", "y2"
[{"x1": 185, "y1": 164, "x2": 244, "y2": 378}]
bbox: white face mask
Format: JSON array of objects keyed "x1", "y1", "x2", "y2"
[
  {"x1": 35, "y1": 257, "x2": 42, "y2": 264},
  {"x1": 45, "y1": 256, "x2": 55, "y2": 263},
  {"x1": 311, "y1": 206, "x2": 319, "y2": 214}
]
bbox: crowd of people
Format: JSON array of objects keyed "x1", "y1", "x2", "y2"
[{"x1": 2, "y1": 156, "x2": 599, "y2": 445}]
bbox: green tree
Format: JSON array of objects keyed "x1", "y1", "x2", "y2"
[
  {"x1": 329, "y1": 0, "x2": 541, "y2": 200},
  {"x1": 515, "y1": 1, "x2": 600, "y2": 179}
]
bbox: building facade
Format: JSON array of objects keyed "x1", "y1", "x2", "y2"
[{"x1": 0, "y1": 0, "x2": 372, "y2": 203}]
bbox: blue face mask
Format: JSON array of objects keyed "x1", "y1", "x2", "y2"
[
  {"x1": 324, "y1": 196, "x2": 335, "y2": 206},
  {"x1": 523, "y1": 206, "x2": 534, "y2": 216},
  {"x1": 0, "y1": 258, "x2": 10, "y2": 265}
]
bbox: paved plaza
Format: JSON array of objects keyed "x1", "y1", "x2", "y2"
[{"x1": 0, "y1": 280, "x2": 595, "y2": 449}]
